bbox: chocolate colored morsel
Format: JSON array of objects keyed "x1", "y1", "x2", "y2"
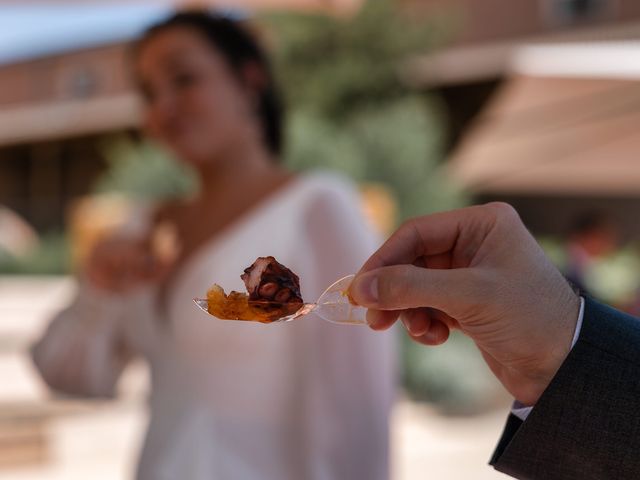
[
  {"x1": 274, "y1": 288, "x2": 292, "y2": 303},
  {"x1": 241, "y1": 257, "x2": 303, "y2": 308},
  {"x1": 258, "y1": 282, "x2": 279, "y2": 299}
]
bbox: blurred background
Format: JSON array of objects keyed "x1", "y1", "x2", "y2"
[{"x1": 2, "y1": 0, "x2": 640, "y2": 478}]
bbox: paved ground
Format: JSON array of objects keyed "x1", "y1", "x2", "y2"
[
  {"x1": 392, "y1": 402, "x2": 509, "y2": 480},
  {"x1": 0, "y1": 276, "x2": 509, "y2": 480}
]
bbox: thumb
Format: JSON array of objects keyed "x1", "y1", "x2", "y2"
[{"x1": 350, "y1": 264, "x2": 474, "y2": 313}]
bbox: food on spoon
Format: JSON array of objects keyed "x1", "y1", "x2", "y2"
[
  {"x1": 206, "y1": 256, "x2": 304, "y2": 323},
  {"x1": 241, "y1": 256, "x2": 304, "y2": 304}
]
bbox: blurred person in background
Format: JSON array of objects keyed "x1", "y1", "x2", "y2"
[
  {"x1": 32, "y1": 11, "x2": 394, "y2": 480},
  {"x1": 563, "y1": 210, "x2": 618, "y2": 295}
]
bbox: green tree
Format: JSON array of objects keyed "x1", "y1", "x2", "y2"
[
  {"x1": 94, "y1": 135, "x2": 197, "y2": 201},
  {"x1": 266, "y1": 0, "x2": 464, "y2": 220}
]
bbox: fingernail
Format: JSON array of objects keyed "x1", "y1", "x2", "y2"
[
  {"x1": 351, "y1": 274, "x2": 379, "y2": 306},
  {"x1": 408, "y1": 317, "x2": 429, "y2": 336},
  {"x1": 365, "y1": 310, "x2": 378, "y2": 328}
]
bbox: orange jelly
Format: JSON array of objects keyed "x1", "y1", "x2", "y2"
[{"x1": 206, "y1": 284, "x2": 300, "y2": 323}]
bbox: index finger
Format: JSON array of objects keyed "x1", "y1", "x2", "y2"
[{"x1": 358, "y1": 207, "x2": 493, "y2": 274}]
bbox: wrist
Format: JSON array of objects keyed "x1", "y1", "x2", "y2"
[{"x1": 517, "y1": 288, "x2": 581, "y2": 405}]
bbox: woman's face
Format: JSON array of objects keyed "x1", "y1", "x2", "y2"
[{"x1": 136, "y1": 27, "x2": 258, "y2": 166}]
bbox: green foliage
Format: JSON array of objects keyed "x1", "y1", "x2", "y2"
[
  {"x1": 0, "y1": 231, "x2": 70, "y2": 275},
  {"x1": 402, "y1": 332, "x2": 504, "y2": 415},
  {"x1": 286, "y1": 99, "x2": 464, "y2": 218},
  {"x1": 266, "y1": 0, "x2": 465, "y2": 221},
  {"x1": 539, "y1": 236, "x2": 640, "y2": 306},
  {"x1": 93, "y1": 136, "x2": 198, "y2": 201},
  {"x1": 589, "y1": 249, "x2": 640, "y2": 305},
  {"x1": 267, "y1": 0, "x2": 441, "y2": 118}
]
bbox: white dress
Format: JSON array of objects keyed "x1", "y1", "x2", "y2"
[{"x1": 32, "y1": 173, "x2": 396, "y2": 480}]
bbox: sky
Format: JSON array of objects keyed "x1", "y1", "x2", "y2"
[{"x1": 0, "y1": 4, "x2": 248, "y2": 65}]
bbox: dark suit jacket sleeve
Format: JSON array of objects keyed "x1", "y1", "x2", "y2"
[{"x1": 490, "y1": 297, "x2": 640, "y2": 480}]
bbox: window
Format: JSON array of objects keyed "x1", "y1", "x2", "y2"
[{"x1": 542, "y1": 0, "x2": 615, "y2": 25}]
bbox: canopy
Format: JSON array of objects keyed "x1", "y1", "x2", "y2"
[
  {"x1": 447, "y1": 73, "x2": 640, "y2": 196},
  {"x1": 0, "y1": 94, "x2": 140, "y2": 146}
]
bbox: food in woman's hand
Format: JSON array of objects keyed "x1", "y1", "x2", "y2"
[
  {"x1": 206, "y1": 256, "x2": 304, "y2": 323},
  {"x1": 151, "y1": 221, "x2": 181, "y2": 265}
]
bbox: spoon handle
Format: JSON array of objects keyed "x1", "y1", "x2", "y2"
[{"x1": 314, "y1": 274, "x2": 368, "y2": 325}]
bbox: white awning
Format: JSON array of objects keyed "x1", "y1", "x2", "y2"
[
  {"x1": 408, "y1": 21, "x2": 640, "y2": 86},
  {"x1": 447, "y1": 74, "x2": 640, "y2": 196}
]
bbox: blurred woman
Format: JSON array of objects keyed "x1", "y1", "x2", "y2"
[{"x1": 31, "y1": 11, "x2": 394, "y2": 480}]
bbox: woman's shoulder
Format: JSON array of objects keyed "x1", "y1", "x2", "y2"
[
  {"x1": 291, "y1": 171, "x2": 380, "y2": 258},
  {"x1": 295, "y1": 171, "x2": 360, "y2": 207},
  {"x1": 291, "y1": 171, "x2": 367, "y2": 226}
]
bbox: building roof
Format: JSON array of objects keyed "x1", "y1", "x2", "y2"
[
  {"x1": 409, "y1": 8, "x2": 640, "y2": 86},
  {"x1": 447, "y1": 43, "x2": 640, "y2": 197},
  {"x1": 0, "y1": 94, "x2": 141, "y2": 147}
]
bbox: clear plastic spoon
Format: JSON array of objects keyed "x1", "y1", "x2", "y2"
[{"x1": 193, "y1": 274, "x2": 367, "y2": 325}]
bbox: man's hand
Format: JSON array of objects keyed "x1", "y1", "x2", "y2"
[{"x1": 349, "y1": 203, "x2": 580, "y2": 406}]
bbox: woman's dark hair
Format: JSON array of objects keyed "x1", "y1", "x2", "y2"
[{"x1": 137, "y1": 11, "x2": 284, "y2": 157}]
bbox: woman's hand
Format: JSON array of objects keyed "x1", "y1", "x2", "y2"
[
  {"x1": 85, "y1": 233, "x2": 172, "y2": 294},
  {"x1": 349, "y1": 203, "x2": 580, "y2": 406}
]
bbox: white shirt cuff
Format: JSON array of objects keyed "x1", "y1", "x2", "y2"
[{"x1": 511, "y1": 296, "x2": 585, "y2": 421}]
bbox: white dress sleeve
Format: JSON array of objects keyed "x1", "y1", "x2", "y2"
[
  {"x1": 31, "y1": 281, "x2": 134, "y2": 398},
  {"x1": 296, "y1": 177, "x2": 397, "y2": 480}
]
